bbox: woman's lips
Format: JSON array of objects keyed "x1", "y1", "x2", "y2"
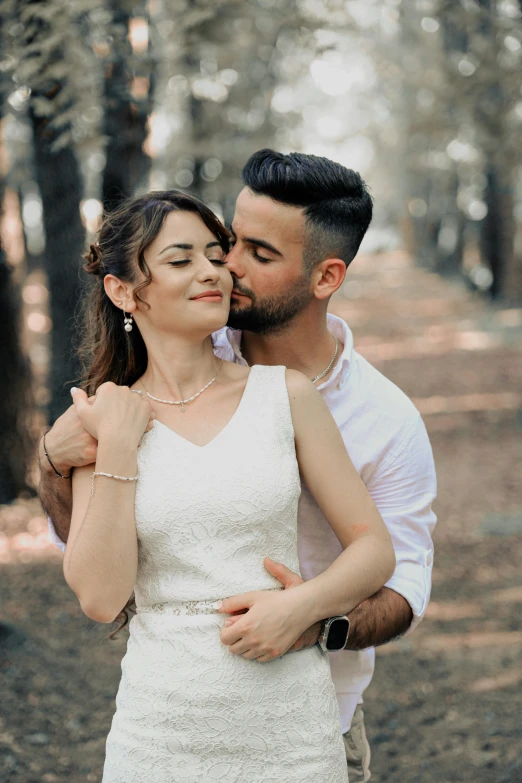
[{"x1": 192, "y1": 291, "x2": 223, "y2": 302}]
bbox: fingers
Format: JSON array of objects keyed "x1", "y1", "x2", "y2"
[
  {"x1": 71, "y1": 387, "x2": 89, "y2": 405},
  {"x1": 225, "y1": 634, "x2": 273, "y2": 661},
  {"x1": 72, "y1": 388, "x2": 93, "y2": 420},
  {"x1": 255, "y1": 653, "x2": 278, "y2": 663},
  {"x1": 223, "y1": 615, "x2": 242, "y2": 628},
  {"x1": 220, "y1": 622, "x2": 245, "y2": 646},
  {"x1": 263, "y1": 557, "x2": 304, "y2": 589},
  {"x1": 220, "y1": 621, "x2": 284, "y2": 662},
  {"x1": 218, "y1": 593, "x2": 255, "y2": 614},
  {"x1": 240, "y1": 649, "x2": 259, "y2": 660},
  {"x1": 228, "y1": 638, "x2": 253, "y2": 656}
]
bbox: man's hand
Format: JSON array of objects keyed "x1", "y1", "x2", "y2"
[
  {"x1": 219, "y1": 557, "x2": 321, "y2": 653},
  {"x1": 38, "y1": 390, "x2": 98, "y2": 546},
  {"x1": 40, "y1": 390, "x2": 98, "y2": 476}
]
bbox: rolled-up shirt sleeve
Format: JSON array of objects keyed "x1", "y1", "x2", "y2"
[
  {"x1": 366, "y1": 414, "x2": 437, "y2": 633},
  {"x1": 47, "y1": 517, "x2": 66, "y2": 553}
]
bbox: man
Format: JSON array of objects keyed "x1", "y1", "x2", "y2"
[{"x1": 40, "y1": 149, "x2": 436, "y2": 782}]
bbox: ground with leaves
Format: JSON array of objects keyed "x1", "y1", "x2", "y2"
[{"x1": 1, "y1": 251, "x2": 522, "y2": 783}]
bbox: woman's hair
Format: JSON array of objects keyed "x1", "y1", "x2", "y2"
[{"x1": 78, "y1": 190, "x2": 231, "y2": 637}]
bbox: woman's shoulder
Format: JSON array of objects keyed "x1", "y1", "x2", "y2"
[{"x1": 284, "y1": 368, "x2": 318, "y2": 399}]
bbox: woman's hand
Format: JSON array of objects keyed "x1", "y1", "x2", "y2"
[
  {"x1": 72, "y1": 383, "x2": 153, "y2": 448},
  {"x1": 218, "y1": 586, "x2": 313, "y2": 663}
]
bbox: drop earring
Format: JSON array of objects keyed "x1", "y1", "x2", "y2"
[{"x1": 123, "y1": 312, "x2": 133, "y2": 332}]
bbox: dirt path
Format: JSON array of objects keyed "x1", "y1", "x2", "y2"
[
  {"x1": 331, "y1": 253, "x2": 522, "y2": 783},
  {"x1": 1, "y1": 251, "x2": 522, "y2": 782}
]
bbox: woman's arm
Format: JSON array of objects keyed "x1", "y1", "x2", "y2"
[
  {"x1": 219, "y1": 370, "x2": 396, "y2": 661},
  {"x1": 63, "y1": 383, "x2": 151, "y2": 623},
  {"x1": 284, "y1": 369, "x2": 396, "y2": 619}
]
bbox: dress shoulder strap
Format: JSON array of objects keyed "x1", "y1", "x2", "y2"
[{"x1": 248, "y1": 365, "x2": 295, "y2": 447}]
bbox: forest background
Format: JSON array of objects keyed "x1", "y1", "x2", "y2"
[
  {"x1": 1, "y1": 0, "x2": 522, "y2": 498},
  {"x1": 1, "y1": 2, "x2": 522, "y2": 782}
]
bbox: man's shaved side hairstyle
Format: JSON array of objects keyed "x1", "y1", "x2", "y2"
[{"x1": 242, "y1": 149, "x2": 373, "y2": 273}]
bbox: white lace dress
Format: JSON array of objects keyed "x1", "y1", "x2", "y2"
[{"x1": 102, "y1": 365, "x2": 347, "y2": 783}]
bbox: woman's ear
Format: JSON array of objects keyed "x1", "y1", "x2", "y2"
[
  {"x1": 104, "y1": 275, "x2": 137, "y2": 313},
  {"x1": 312, "y1": 258, "x2": 347, "y2": 301}
]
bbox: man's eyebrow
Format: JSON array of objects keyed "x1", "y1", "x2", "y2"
[
  {"x1": 228, "y1": 224, "x2": 282, "y2": 256},
  {"x1": 159, "y1": 241, "x2": 221, "y2": 255},
  {"x1": 244, "y1": 237, "x2": 283, "y2": 256}
]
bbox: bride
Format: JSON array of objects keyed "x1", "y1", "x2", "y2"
[{"x1": 64, "y1": 190, "x2": 395, "y2": 782}]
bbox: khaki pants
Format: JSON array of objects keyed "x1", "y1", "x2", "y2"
[{"x1": 342, "y1": 706, "x2": 371, "y2": 782}]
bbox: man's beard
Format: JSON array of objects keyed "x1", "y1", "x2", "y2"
[{"x1": 227, "y1": 275, "x2": 313, "y2": 335}]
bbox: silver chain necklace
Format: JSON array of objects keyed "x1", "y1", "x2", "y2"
[
  {"x1": 311, "y1": 338, "x2": 339, "y2": 384},
  {"x1": 133, "y1": 361, "x2": 223, "y2": 412}
]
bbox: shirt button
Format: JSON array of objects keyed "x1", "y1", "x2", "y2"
[{"x1": 426, "y1": 553, "x2": 433, "y2": 567}]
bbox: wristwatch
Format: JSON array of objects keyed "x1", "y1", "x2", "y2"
[{"x1": 317, "y1": 616, "x2": 350, "y2": 652}]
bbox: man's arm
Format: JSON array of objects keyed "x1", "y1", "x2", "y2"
[
  {"x1": 344, "y1": 586, "x2": 412, "y2": 650},
  {"x1": 38, "y1": 435, "x2": 73, "y2": 543},
  {"x1": 263, "y1": 561, "x2": 412, "y2": 651},
  {"x1": 38, "y1": 396, "x2": 98, "y2": 544}
]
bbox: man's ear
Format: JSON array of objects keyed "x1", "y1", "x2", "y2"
[
  {"x1": 312, "y1": 258, "x2": 347, "y2": 301},
  {"x1": 103, "y1": 274, "x2": 137, "y2": 313}
]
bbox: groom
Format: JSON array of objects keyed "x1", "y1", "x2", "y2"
[{"x1": 40, "y1": 149, "x2": 436, "y2": 782}]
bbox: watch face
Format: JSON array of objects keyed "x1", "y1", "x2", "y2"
[{"x1": 326, "y1": 617, "x2": 350, "y2": 651}]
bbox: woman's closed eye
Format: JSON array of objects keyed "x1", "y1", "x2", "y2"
[{"x1": 167, "y1": 258, "x2": 227, "y2": 267}]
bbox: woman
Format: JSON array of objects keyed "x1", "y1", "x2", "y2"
[{"x1": 64, "y1": 190, "x2": 395, "y2": 782}]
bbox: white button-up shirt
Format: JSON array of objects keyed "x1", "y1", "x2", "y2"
[
  {"x1": 49, "y1": 313, "x2": 436, "y2": 733},
  {"x1": 212, "y1": 313, "x2": 437, "y2": 732}
]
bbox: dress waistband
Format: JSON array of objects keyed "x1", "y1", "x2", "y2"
[{"x1": 136, "y1": 587, "x2": 284, "y2": 617}]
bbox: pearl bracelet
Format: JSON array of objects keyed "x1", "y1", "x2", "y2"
[{"x1": 91, "y1": 471, "x2": 138, "y2": 497}]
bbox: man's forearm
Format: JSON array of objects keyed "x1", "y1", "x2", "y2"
[
  {"x1": 38, "y1": 437, "x2": 73, "y2": 544},
  {"x1": 345, "y1": 586, "x2": 413, "y2": 651}
]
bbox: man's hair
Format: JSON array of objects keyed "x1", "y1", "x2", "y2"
[{"x1": 242, "y1": 149, "x2": 373, "y2": 272}]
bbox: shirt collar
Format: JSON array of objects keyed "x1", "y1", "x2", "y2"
[{"x1": 213, "y1": 313, "x2": 355, "y2": 388}]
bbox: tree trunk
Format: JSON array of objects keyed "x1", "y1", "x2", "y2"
[
  {"x1": 102, "y1": 1, "x2": 153, "y2": 211},
  {"x1": 482, "y1": 163, "x2": 514, "y2": 300},
  {"x1": 0, "y1": 181, "x2": 36, "y2": 502},
  {"x1": 31, "y1": 111, "x2": 85, "y2": 423}
]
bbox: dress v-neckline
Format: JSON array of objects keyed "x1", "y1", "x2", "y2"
[{"x1": 151, "y1": 366, "x2": 256, "y2": 450}]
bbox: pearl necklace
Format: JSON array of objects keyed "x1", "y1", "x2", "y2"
[
  {"x1": 311, "y1": 338, "x2": 339, "y2": 384},
  {"x1": 133, "y1": 361, "x2": 223, "y2": 412}
]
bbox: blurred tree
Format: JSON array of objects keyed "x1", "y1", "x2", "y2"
[
  {"x1": 398, "y1": 0, "x2": 522, "y2": 301},
  {"x1": 0, "y1": 10, "x2": 36, "y2": 501},
  {"x1": 3, "y1": 0, "x2": 156, "y2": 419},
  {"x1": 152, "y1": 0, "x2": 314, "y2": 219},
  {"x1": 30, "y1": 102, "x2": 85, "y2": 422},
  {"x1": 0, "y1": 154, "x2": 36, "y2": 502},
  {"x1": 0, "y1": 251, "x2": 35, "y2": 502},
  {"x1": 101, "y1": 0, "x2": 154, "y2": 211},
  {"x1": 3, "y1": 0, "x2": 103, "y2": 420}
]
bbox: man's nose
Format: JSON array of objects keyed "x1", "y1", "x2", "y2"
[{"x1": 224, "y1": 243, "x2": 244, "y2": 278}]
